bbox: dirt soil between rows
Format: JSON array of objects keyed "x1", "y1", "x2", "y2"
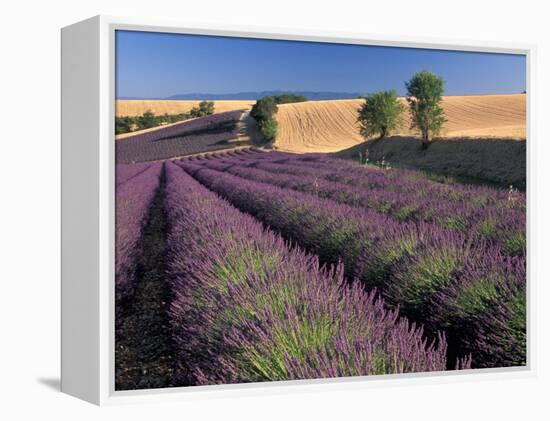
[{"x1": 115, "y1": 168, "x2": 183, "y2": 390}]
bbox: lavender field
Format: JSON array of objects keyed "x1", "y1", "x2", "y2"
[
  {"x1": 116, "y1": 110, "x2": 246, "y2": 164},
  {"x1": 115, "y1": 149, "x2": 525, "y2": 390}
]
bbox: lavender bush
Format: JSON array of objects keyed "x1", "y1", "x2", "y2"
[
  {"x1": 164, "y1": 162, "x2": 449, "y2": 385},
  {"x1": 115, "y1": 163, "x2": 162, "y2": 303},
  {"x1": 179, "y1": 159, "x2": 525, "y2": 367},
  {"x1": 191, "y1": 151, "x2": 524, "y2": 256},
  {"x1": 428, "y1": 253, "x2": 526, "y2": 367}
]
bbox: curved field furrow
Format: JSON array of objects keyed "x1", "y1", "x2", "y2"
[
  {"x1": 116, "y1": 110, "x2": 245, "y2": 163},
  {"x1": 275, "y1": 94, "x2": 526, "y2": 153},
  {"x1": 276, "y1": 100, "x2": 364, "y2": 152}
]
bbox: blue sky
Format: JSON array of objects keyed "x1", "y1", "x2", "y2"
[{"x1": 115, "y1": 30, "x2": 526, "y2": 99}]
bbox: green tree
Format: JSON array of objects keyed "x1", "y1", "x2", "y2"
[
  {"x1": 406, "y1": 71, "x2": 447, "y2": 149},
  {"x1": 189, "y1": 101, "x2": 215, "y2": 118},
  {"x1": 115, "y1": 116, "x2": 133, "y2": 135},
  {"x1": 357, "y1": 90, "x2": 405, "y2": 140},
  {"x1": 198, "y1": 100, "x2": 215, "y2": 115},
  {"x1": 250, "y1": 96, "x2": 278, "y2": 122},
  {"x1": 271, "y1": 94, "x2": 307, "y2": 104},
  {"x1": 138, "y1": 110, "x2": 157, "y2": 129},
  {"x1": 259, "y1": 117, "x2": 278, "y2": 141},
  {"x1": 189, "y1": 107, "x2": 200, "y2": 118}
]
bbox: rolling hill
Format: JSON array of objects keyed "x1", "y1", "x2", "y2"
[{"x1": 274, "y1": 94, "x2": 526, "y2": 153}]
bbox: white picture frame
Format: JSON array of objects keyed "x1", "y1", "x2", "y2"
[{"x1": 61, "y1": 15, "x2": 535, "y2": 406}]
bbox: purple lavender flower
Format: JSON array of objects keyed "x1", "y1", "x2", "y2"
[
  {"x1": 178, "y1": 154, "x2": 525, "y2": 369},
  {"x1": 164, "y1": 161, "x2": 448, "y2": 385},
  {"x1": 115, "y1": 163, "x2": 162, "y2": 303}
]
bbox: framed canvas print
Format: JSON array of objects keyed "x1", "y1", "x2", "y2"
[{"x1": 61, "y1": 15, "x2": 532, "y2": 405}]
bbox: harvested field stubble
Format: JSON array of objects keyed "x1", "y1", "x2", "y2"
[{"x1": 275, "y1": 94, "x2": 526, "y2": 153}]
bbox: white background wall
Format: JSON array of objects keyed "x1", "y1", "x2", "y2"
[{"x1": 1, "y1": 0, "x2": 548, "y2": 418}]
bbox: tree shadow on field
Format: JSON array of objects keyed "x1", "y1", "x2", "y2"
[{"x1": 334, "y1": 135, "x2": 526, "y2": 188}]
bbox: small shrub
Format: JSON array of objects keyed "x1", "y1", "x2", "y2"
[
  {"x1": 190, "y1": 101, "x2": 215, "y2": 118},
  {"x1": 138, "y1": 110, "x2": 157, "y2": 129},
  {"x1": 115, "y1": 116, "x2": 134, "y2": 135},
  {"x1": 115, "y1": 110, "x2": 192, "y2": 135}
]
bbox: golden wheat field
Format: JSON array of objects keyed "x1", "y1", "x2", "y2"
[
  {"x1": 274, "y1": 94, "x2": 526, "y2": 153},
  {"x1": 116, "y1": 100, "x2": 255, "y2": 117}
]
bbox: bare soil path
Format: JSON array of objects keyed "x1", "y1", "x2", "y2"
[{"x1": 115, "y1": 167, "x2": 184, "y2": 390}]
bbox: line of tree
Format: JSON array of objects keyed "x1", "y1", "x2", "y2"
[
  {"x1": 269, "y1": 94, "x2": 307, "y2": 104},
  {"x1": 250, "y1": 94, "x2": 307, "y2": 141},
  {"x1": 115, "y1": 101, "x2": 215, "y2": 135},
  {"x1": 357, "y1": 71, "x2": 447, "y2": 149}
]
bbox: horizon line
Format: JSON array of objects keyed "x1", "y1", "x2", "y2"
[{"x1": 116, "y1": 91, "x2": 527, "y2": 100}]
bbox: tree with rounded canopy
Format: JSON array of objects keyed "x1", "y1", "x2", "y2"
[
  {"x1": 250, "y1": 96, "x2": 278, "y2": 122},
  {"x1": 406, "y1": 71, "x2": 447, "y2": 149},
  {"x1": 198, "y1": 100, "x2": 215, "y2": 115},
  {"x1": 190, "y1": 101, "x2": 215, "y2": 118},
  {"x1": 357, "y1": 90, "x2": 405, "y2": 140}
]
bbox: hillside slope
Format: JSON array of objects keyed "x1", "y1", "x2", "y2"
[
  {"x1": 336, "y1": 136, "x2": 526, "y2": 187},
  {"x1": 116, "y1": 110, "x2": 248, "y2": 163},
  {"x1": 274, "y1": 94, "x2": 526, "y2": 153}
]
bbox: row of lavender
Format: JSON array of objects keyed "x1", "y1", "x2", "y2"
[
  {"x1": 163, "y1": 161, "x2": 455, "y2": 385},
  {"x1": 189, "y1": 149, "x2": 525, "y2": 257},
  {"x1": 226, "y1": 149, "x2": 525, "y2": 210},
  {"x1": 115, "y1": 163, "x2": 162, "y2": 304},
  {"x1": 116, "y1": 110, "x2": 245, "y2": 164},
  {"x1": 178, "y1": 154, "x2": 526, "y2": 368}
]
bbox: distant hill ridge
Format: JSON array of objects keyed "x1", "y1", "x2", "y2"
[{"x1": 119, "y1": 91, "x2": 364, "y2": 101}]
